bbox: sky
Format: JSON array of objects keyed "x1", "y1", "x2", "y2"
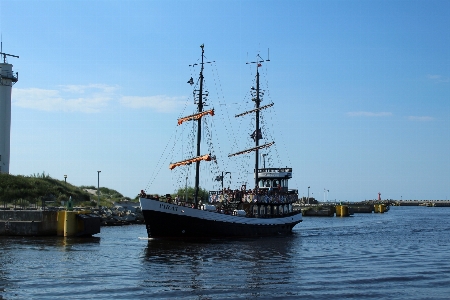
[{"x1": 1, "y1": 0, "x2": 449, "y2": 201}]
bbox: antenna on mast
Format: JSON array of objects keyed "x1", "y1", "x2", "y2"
[{"x1": 0, "y1": 41, "x2": 19, "y2": 64}]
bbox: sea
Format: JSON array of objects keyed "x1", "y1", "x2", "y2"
[{"x1": 1, "y1": 206, "x2": 449, "y2": 299}]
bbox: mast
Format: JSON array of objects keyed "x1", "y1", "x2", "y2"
[
  {"x1": 172, "y1": 45, "x2": 214, "y2": 208},
  {"x1": 194, "y1": 44, "x2": 206, "y2": 209},
  {"x1": 254, "y1": 66, "x2": 261, "y2": 188},
  {"x1": 228, "y1": 53, "x2": 273, "y2": 189},
  {"x1": 250, "y1": 55, "x2": 266, "y2": 189}
]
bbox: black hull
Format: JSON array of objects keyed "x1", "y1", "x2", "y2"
[{"x1": 142, "y1": 209, "x2": 301, "y2": 239}]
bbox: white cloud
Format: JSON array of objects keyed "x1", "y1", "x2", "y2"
[
  {"x1": 12, "y1": 84, "x2": 185, "y2": 113},
  {"x1": 408, "y1": 116, "x2": 435, "y2": 121},
  {"x1": 13, "y1": 86, "x2": 114, "y2": 113},
  {"x1": 120, "y1": 95, "x2": 186, "y2": 113},
  {"x1": 59, "y1": 84, "x2": 119, "y2": 94},
  {"x1": 347, "y1": 111, "x2": 393, "y2": 117},
  {"x1": 427, "y1": 74, "x2": 450, "y2": 83}
]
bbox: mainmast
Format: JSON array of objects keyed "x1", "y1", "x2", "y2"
[
  {"x1": 253, "y1": 63, "x2": 262, "y2": 188},
  {"x1": 228, "y1": 53, "x2": 273, "y2": 189}
]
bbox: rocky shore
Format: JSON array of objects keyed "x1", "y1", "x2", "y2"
[{"x1": 90, "y1": 204, "x2": 145, "y2": 226}]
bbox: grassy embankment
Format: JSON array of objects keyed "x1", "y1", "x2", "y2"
[{"x1": 0, "y1": 172, "x2": 136, "y2": 209}]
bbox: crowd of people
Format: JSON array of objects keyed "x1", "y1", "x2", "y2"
[{"x1": 208, "y1": 187, "x2": 297, "y2": 204}]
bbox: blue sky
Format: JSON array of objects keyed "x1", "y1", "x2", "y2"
[{"x1": 1, "y1": 0, "x2": 449, "y2": 201}]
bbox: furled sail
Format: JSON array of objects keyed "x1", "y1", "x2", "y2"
[
  {"x1": 235, "y1": 103, "x2": 273, "y2": 118},
  {"x1": 169, "y1": 154, "x2": 212, "y2": 170},
  {"x1": 228, "y1": 142, "x2": 275, "y2": 157},
  {"x1": 178, "y1": 109, "x2": 214, "y2": 125}
]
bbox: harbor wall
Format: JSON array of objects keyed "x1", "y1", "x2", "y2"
[
  {"x1": 0, "y1": 210, "x2": 100, "y2": 236},
  {"x1": 0, "y1": 211, "x2": 58, "y2": 236}
]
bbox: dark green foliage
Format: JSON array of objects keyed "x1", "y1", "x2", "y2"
[
  {"x1": 173, "y1": 186, "x2": 209, "y2": 203},
  {"x1": 0, "y1": 173, "x2": 90, "y2": 205}
]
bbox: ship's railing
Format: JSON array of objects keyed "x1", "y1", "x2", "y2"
[
  {"x1": 139, "y1": 191, "x2": 300, "y2": 217},
  {"x1": 208, "y1": 190, "x2": 298, "y2": 204},
  {"x1": 257, "y1": 167, "x2": 292, "y2": 173}
]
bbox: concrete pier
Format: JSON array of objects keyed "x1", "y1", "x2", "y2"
[
  {"x1": 1, "y1": 210, "x2": 100, "y2": 236},
  {"x1": 0, "y1": 210, "x2": 57, "y2": 236},
  {"x1": 394, "y1": 200, "x2": 450, "y2": 207},
  {"x1": 300, "y1": 205, "x2": 335, "y2": 216}
]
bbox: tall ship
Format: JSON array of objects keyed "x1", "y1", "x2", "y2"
[{"x1": 139, "y1": 45, "x2": 302, "y2": 239}]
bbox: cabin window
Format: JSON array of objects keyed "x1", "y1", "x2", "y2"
[
  {"x1": 265, "y1": 180, "x2": 271, "y2": 187},
  {"x1": 273, "y1": 180, "x2": 279, "y2": 187},
  {"x1": 253, "y1": 205, "x2": 258, "y2": 216}
]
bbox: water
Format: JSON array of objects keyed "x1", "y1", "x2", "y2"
[{"x1": 1, "y1": 206, "x2": 450, "y2": 299}]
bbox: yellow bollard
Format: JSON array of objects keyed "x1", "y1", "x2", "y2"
[
  {"x1": 374, "y1": 204, "x2": 386, "y2": 213},
  {"x1": 57, "y1": 211, "x2": 83, "y2": 236},
  {"x1": 335, "y1": 205, "x2": 349, "y2": 217}
]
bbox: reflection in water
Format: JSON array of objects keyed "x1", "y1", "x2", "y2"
[
  {"x1": 58, "y1": 236, "x2": 101, "y2": 249},
  {"x1": 0, "y1": 235, "x2": 101, "y2": 298},
  {"x1": 0, "y1": 236, "x2": 100, "y2": 249},
  {"x1": 141, "y1": 235, "x2": 301, "y2": 298}
]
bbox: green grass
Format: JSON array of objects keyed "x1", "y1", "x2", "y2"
[{"x1": 0, "y1": 172, "x2": 135, "y2": 208}]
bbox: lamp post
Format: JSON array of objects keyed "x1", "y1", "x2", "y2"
[
  {"x1": 215, "y1": 171, "x2": 231, "y2": 190},
  {"x1": 64, "y1": 175, "x2": 67, "y2": 184},
  {"x1": 185, "y1": 176, "x2": 188, "y2": 202},
  {"x1": 307, "y1": 186, "x2": 310, "y2": 204},
  {"x1": 261, "y1": 154, "x2": 267, "y2": 169},
  {"x1": 97, "y1": 171, "x2": 101, "y2": 209}
]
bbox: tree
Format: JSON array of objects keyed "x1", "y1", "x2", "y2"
[{"x1": 173, "y1": 186, "x2": 209, "y2": 203}]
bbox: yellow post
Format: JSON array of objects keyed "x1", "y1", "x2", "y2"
[
  {"x1": 57, "y1": 210, "x2": 83, "y2": 236},
  {"x1": 335, "y1": 205, "x2": 349, "y2": 217},
  {"x1": 374, "y1": 204, "x2": 379, "y2": 213},
  {"x1": 374, "y1": 204, "x2": 386, "y2": 213},
  {"x1": 57, "y1": 211, "x2": 66, "y2": 236}
]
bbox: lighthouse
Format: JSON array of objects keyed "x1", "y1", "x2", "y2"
[{"x1": 0, "y1": 49, "x2": 19, "y2": 174}]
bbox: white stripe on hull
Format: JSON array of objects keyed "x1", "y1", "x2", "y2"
[{"x1": 139, "y1": 197, "x2": 302, "y2": 226}]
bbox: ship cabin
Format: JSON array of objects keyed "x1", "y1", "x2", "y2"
[{"x1": 257, "y1": 167, "x2": 294, "y2": 193}]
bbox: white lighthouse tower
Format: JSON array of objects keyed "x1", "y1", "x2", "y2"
[{"x1": 0, "y1": 48, "x2": 19, "y2": 174}]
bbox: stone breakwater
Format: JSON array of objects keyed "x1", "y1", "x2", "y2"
[{"x1": 92, "y1": 205, "x2": 145, "y2": 226}]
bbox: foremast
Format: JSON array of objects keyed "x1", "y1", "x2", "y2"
[
  {"x1": 170, "y1": 44, "x2": 214, "y2": 209},
  {"x1": 194, "y1": 44, "x2": 206, "y2": 209}
]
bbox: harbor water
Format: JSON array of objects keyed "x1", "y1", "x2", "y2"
[{"x1": 1, "y1": 206, "x2": 449, "y2": 299}]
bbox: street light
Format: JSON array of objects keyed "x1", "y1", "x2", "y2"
[
  {"x1": 307, "y1": 186, "x2": 310, "y2": 204},
  {"x1": 185, "y1": 176, "x2": 188, "y2": 202},
  {"x1": 64, "y1": 175, "x2": 67, "y2": 184},
  {"x1": 261, "y1": 154, "x2": 267, "y2": 169},
  {"x1": 215, "y1": 171, "x2": 231, "y2": 190},
  {"x1": 97, "y1": 171, "x2": 101, "y2": 209}
]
